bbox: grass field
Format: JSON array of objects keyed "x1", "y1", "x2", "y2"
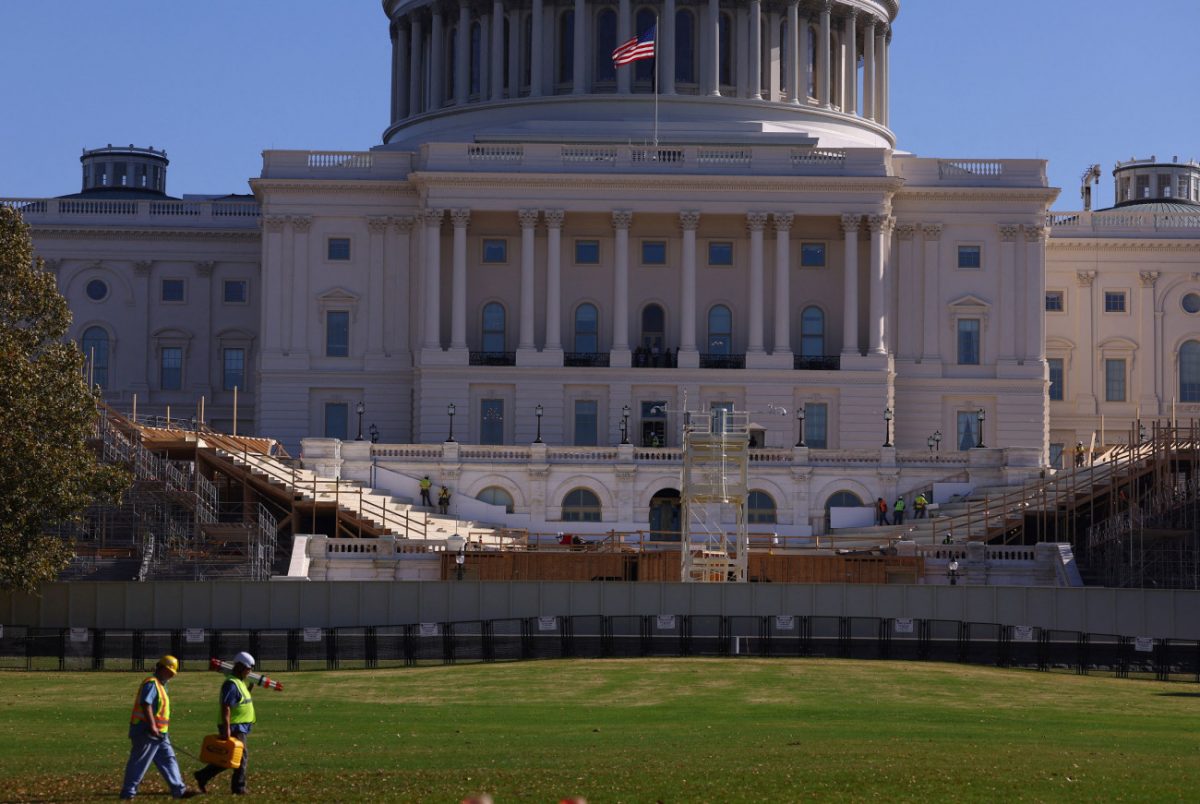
[{"x1": 1, "y1": 659, "x2": 1196, "y2": 802}]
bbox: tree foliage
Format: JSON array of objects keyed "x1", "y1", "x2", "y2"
[{"x1": 0, "y1": 206, "x2": 128, "y2": 592}]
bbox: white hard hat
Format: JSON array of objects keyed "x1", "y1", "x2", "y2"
[{"x1": 232, "y1": 651, "x2": 255, "y2": 668}]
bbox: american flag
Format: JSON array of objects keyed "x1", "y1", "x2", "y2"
[{"x1": 612, "y1": 24, "x2": 656, "y2": 66}]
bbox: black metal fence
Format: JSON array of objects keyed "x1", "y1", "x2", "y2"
[{"x1": 1, "y1": 617, "x2": 1196, "y2": 682}]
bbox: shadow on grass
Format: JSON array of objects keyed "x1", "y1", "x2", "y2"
[{"x1": 1154, "y1": 691, "x2": 1200, "y2": 697}]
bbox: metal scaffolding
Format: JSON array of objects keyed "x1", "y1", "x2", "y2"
[{"x1": 680, "y1": 406, "x2": 750, "y2": 583}]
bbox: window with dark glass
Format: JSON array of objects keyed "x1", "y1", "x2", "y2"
[
  {"x1": 575, "y1": 239, "x2": 600, "y2": 264},
  {"x1": 324, "y1": 403, "x2": 348, "y2": 440},
  {"x1": 800, "y1": 242, "x2": 826, "y2": 267},
  {"x1": 1045, "y1": 291, "x2": 1064, "y2": 312},
  {"x1": 558, "y1": 11, "x2": 574, "y2": 83},
  {"x1": 957, "y1": 245, "x2": 982, "y2": 269},
  {"x1": 1048, "y1": 358, "x2": 1064, "y2": 401},
  {"x1": 641, "y1": 400, "x2": 667, "y2": 446},
  {"x1": 956, "y1": 411, "x2": 978, "y2": 450},
  {"x1": 161, "y1": 279, "x2": 185, "y2": 302},
  {"x1": 480, "y1": 398, "x2": 504, "y2": 444},
  {"x1": 1104, "y1": 291, "x2": 1126, "y2": 313},
  {"x1": 595, "y1": 9, "x2": 617, "y2": 83},
  {"x1": 327, "y1": 238, "x2": 351, "y2": 261},
  {"x1": 476, "y1": 486, "x2": 515, "y2": 514},
  {"x1": 718, "y1": 12, "x2": 733, "y2": 85},
  {"x1": 574, "y1": 399, "x2": 598, "y2": 446},
  {"x1": 708, "y1": 241, "x2": 733, "y2": 266},
  {"x1": 223, "y1": 280, "x2": 248, "y2": 304},
  {"x1": 642, "y1": 240, "x2": 666, "y2": 265},
  {"x1": 223, "y1": 348, "x2": 245, "y2": 391},
  {"x1": 574, "y1": 303, "x2": 598, "y2": 353},
  {"x1": 86, "y1": 279, "x2": 108, "y2": 301},
  {"x1": 641, "y1": 304, "x2": 665, "y2": 351},
  {"x1": 160, "y1": 347, "x2": 182, "y2": 391},
  {"x1": 482, "y1": 239, "x2": 508, "y2": 263},
  {"x1": 561, "y1": 488, "x2": 601, "y2": 522},
  {"x1": 326, "y1": 311, "x2": 349, "y2": 357},
  {"x1": 81, "y1": 327, "x2": 109, "y2": 389},
  {"x1": 1180, "y1": 341, "x2": 1200, "y2": 402},
  {"x1": 800, "y1": 306, "x2": 824, "y2": 357},
  {"x1": 1105, "y1": 359, "x2": 1126, "y2": 402},
  {"x1": 957, "y1": 319, "x2": 980, "y2": 365},
  {"x1": 471, "y1": 22, "x2": 482, "y2": 94},
  {"x1": 807, "y1": 402, "x2": 828, "y2": 448},
  {"x1": 674, "y1": 9, "x2": 695, "y2": 84},
  {"x1": 748, "y1": 491, "x2": 777, "y2": 524},
  {"x1": 482, "y1": 302, "x2": 506, "y2": 353},
  {"x1": 707, "y1": 305, "x2": 732, "y2": 354}
]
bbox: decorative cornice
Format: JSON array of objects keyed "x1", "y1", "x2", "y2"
[
  {"x1": 898, "y1": 188, "x2": 1060, "y2": 204},
  {"x1": 30, "y1": 227, "x2": 260, "y2": 242},
  {"x1": 746, "y1": 211, "x2": 770, "y2": 232},
  {"x1": 409, "y1": 172, "x2": 905, "y2": 195},
  {"x1": 612, "y1": 209, "x2": 633, "y2": 230},
  {"x1": 1076, "y1": 270, "x2": 1096, "y2": 287},
  {"x1": 773, "y1": 212, "x2": 793, "y2": 233},
  {"x1": 517, "y1": 208, "x2": 540, "y2": 228},
  {"x1": 679, "y1": 210, "x2": 701, "y2": 231},
  {"x1": 1047, "y1": 238, "x2": 1200, "y2": 252}
]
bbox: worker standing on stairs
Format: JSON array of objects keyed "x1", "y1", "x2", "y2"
[
  {"x1": 876, "y1": 497, "x2": 890, "y2": 526},
  {"x1": 893, "y1": 496, "x2": 906, "y2": 526},
  {"x1": 438, "y1": 485, "x2": 452, "y2": 515},
  {"x1": 913, "y1": 493, "x2": 928, "y2": 519},
  {"x1": 1074, "y1": 441, "x2": 1086, "y2": 468},
  {"x1": 419, "y1": 475, "x2": 433, "y2": 507}
]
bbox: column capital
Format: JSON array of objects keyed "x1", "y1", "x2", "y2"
[
  {"x1": 866, "y1": 214, "x2": 891, "y2": 233},
  {"x1": 612, "y1": 209, "x2": 634, "y2": 230},
  {"x1": 194, "y1": 260, "x2": 215, "y2": 277},
  {"x1": 895, "y1": 223, "x2": 915, "y2": 241},
  {"x1": 817, "y1": 0, "x2": 833, "y2": 13},
  {"x1": 450, "y1": 208, "x2": 471, "y2": 228},
  {"x1": 518, "y1": 208, "x2": 540, "y2": 228},
  {"x1": 422, "y1": 208, "x2": 445, "y2": 226},
  {"x1": 746, "y1": 211, "x2": 770, "y2": 232},
  {"x1": 392, "y1": 214, "x2": 416, "y2": 233},
  {"x1": 999, "y1": 224, "x2": 1020, "y2": 242},
  {"x1": 289, "y1": 215, "x2": 312, "y2": 232},
  {"x1": 840, "y1": 213, "x2": 862, "y2": 234},
  {"x1": 262, "y1": 215, "x2": 287, "y2": 233},
  {"x1": 920, "y1": 222, "x2": 943, "y2": 241},
  {"x1": 679, "y1": 210, "x2": 701, "y2": 231},
  {"x1": 1139, "y1": 270, "x2": 1161, "y2": 288},
  {"x1": 1076, "y1": 270, "x2": 1096, "y2": 287},
  {"x1": 773, "y1": 212, "x2": 794, "y2": 232},
  {"x1": 133, "y1": 260, "x2": 153, "y2": 276},
  {"x1": 544, "y1": 208, "x2": 565, "y2": 228},
  {"x1": 367, "y1": 216, "x2": 390, "y2": 234},
  {"x1": 1023, "y1": 224, "x2": 1048, "y2": 243}
]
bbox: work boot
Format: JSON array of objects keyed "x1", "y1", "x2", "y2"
[{"x1": 193, "y1": 772, "x2": 207, "y2": 794}]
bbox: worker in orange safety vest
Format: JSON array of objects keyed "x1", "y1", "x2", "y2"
[{"x1": 120, "y1": 654, "x2": 196, "y2": 799}]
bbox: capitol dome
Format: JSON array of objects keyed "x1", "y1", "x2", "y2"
[{"x1": 380, "y1": 0, "x2": 899, "y2": 150}]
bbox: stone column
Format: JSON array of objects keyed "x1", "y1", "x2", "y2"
[
  {"x1": 679, "y1": 211, "x2": 700, "y2": 364},
  {"x1": 367, "y1": 217, "x2": 388, "y2": 357},
  {"x1": 409, "y1": 15, "x2": 424, "y2": 115},
  {"x1": 573, "y1": 0, "x2": 587, "y2": 94},
  {"x1": 862, "y1": 16, "x2": 875, "y2": 120},
  {"x1": 617, "y1": 0, "x2": 632, "y2": 94},
  {"x1": 390, "y1": 216, "x2": 415, "y2": 357},
  {"x1": 490, "y1": 0, "x2": 505, "y2": 100},
  {"x1": 843, "y1": 11, "x2": 856, "y2": 115},
  {"x1": 1076, "y1": 270, "x2": 1097, "y2": 414},
  {"x1": 893, "y1": 223, "x2": 914, "y2": 360},
  {"x1": 766, "y1": 10, "x2": 781, "y2": 101},
  {"x1": 430, "y1": 9, "x2": 445, "y2": 111},
  {"x1": 662, "y1": 0, "x2": 676, "y2": 95},
  {"x1": 1024, "y1": 225, "x2": 1048, "y2": 363},
  {"x1": 748, "y1": 0, "x2": 762, "y2": 100},
  {"x1": 707, "y1": 0, "x2": 721, "y2": 96},
  {"x1": 544, "y1": 210, "x2": 564, "y2": 351},
  {"x1": 262, "y1": 217, "x2": 286, "y2": 354},
  {"x1": 393, "y1": 21, "x2": 410, "y2": 120},
  {"x1": 288, "y1": 216, "x2": 311, "y2": 356},
  {"x1": 817, "y1": 0, "x2": 832, "y2": 107},
  {"x1": 747, "y1": 212, "x2": 768, "y2": 353},
  {"x1": 531, "y1": 0, "x2": 544, "y2": 96},
  {"x1": 422, "y1": 208, "x2": 444, "y2": 350},
  {"x1": 773, "y1": 213, "x2": 793, "y2": 356},
  {"x1": 1139, "y1": 270, "x2": 1161, "y2": 413},
  {"x1": 921, "y1": 224, "x2": 942, "y2": 361},
  {"x1": 518, "y1": 209, "x2": 539, "y2": 351},
  {"x1": 787, "y1": 1, "x2": 800, "y2": 104},
  {"x1": 508, "y1": 8, "x2": 520, "y2": 98},
  {"x1": 867, "y1": 215, "x2": 889, "y2": 355},
  {"x1": 455, "y1": 3, "x2": 470, "y2": 104},
  {"x1": 874, "y1": 26, "x2": 886, "y2": 126},
  {"x1": 882, "y1": 27, "x2": 891, "y2": 126},
  {"x1": 841, "y1": 214, "x2": 860, "y2": 355},
  {"x1": 998, "y1": 225, "x2": 1020, "y2": 363},
  {"x1": 450, "y1": 208, "x2": 470, "y2": 350},
  {"x1": 480, "y1": 14, "x2": 491, "y2": 95},
  {"x1": 611, "y1": 210, "x2": 633, "y2": 364}
]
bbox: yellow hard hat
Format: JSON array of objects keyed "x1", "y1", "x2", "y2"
[{"x1": 157, "y1": 655, "x2": 179, "y2": 673}]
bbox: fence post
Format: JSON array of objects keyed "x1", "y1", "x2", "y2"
[
  {"x1": 211, "y1": 630, "x2": 223, "y2": 667},
  {"x1": 481, "y1": 622, "x2": 493, "y2": 663},
  {"x1": 601, "y1": 615, "x2": 613, "y2": 658},
  {"x1": 837, "y1": 616, "x2": 851, "y2": 659},
  {"x1": 92, "y1": 628, "x2": 105, "y2": 671},
  {"x1": 561, "y1": 616, "x2": 573, "y2": 659},
  {"x1": 443, "y1": 623, "x2": 455, "y2": 666},
  {"x1": 57, "y1": 628, "x2": 67, "y2": 672},
  {"x1": 917, "y1": 619, "x2": 930, "y2": 661},
  {"x1": 1076, "y1": 632, "x2": 1088, "y2": 676},
  {"x1": 365, "y1": 626, "x2": 378, "y2": 669},
  {"x1": 249, "y1": 630, "x2": 261, "y2": 668},
  {"x1": 327, "y1": 628, "x2": 339, "y2": 671},
  {"x1": 403, "y1": 624, "x2": 415, "y2": 667},
  {"x1": 132, "y1": 629, "x2": 145, "y2": 672},
  {"x1": 879, "y1": 618, "x2": 891, "y2": 660},
  {"x1": 286, "y1": 629, "x2": 300, "y2": 672}
]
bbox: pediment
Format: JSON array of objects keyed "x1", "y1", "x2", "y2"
[
  {"x1": 316, "y1": 287, "x2": 360, "y2": 304},
  {"x1": 947, "y1": 294, "x2": 991, "y2": 310}
]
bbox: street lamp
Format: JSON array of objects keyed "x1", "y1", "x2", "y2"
[
  {"x1": 368, "y1": 423, "x2": 379, "y2": 444},
  {"x1": 534, "y1": 404, "x2": 544, "y2": 443},
  {"x1": 883, "y1": 407, "x2": 894, "y2": 447},
  {"x1": 927, "y1": 434, "x2": 935, "y2": 455},
  {"x1": 947, "y1": 559, "x2": 960, "y2": 586},
  {"x1": 621, "y1": 404, "x2": 631, "y2": 445},
  {"x1": 355, "y1": 402, "x2": 365, "y2": 441},
  {"x1": 446, "y1": 402, "x2": 456, "y2": 443},
  {"x1": 796, "y1": 406, "x2": 806, "y2": 447},
  {"x1": 1138, "y1": 421, "x2": 1147, "y2": 443},
  {"x1": 933, "y1": 430, "x2": 942, "y2": 453},
  {"x1": 976, "y1": 408, "x2": 986, "y2": 448}
]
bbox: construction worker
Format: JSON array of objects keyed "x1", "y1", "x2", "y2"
[
  {"x1": 1074, "y1": 441, "x2": 1086, "y2": 467},
  {"x1": 893, "y1": 496, "x2": 906, "y2": 525},
  {"x1": 419, "y1": 475, "x2": 433, "y2": 507},
  {"x1": 913, "y1": 493, "x2": 928, "y2": 519},
  {"x1": 194, "y1": 651, "x2": 257, "y2": 796},
  {"x1": 121, "y1": 654, "x2": 195, "y2": 800},
  {"x1": 438, "y1": 485, "x2": 452, "y2": 515}
]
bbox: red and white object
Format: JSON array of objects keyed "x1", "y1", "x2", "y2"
[{"x1": 208, "y1": 657, "x2": 284, "y2": 691}]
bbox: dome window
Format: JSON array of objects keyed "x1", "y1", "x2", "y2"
[
  {"x1": 86, "y1": 279, "x2": 109, "y2": 301},
  {"x1": 1182, "y1": 293, "x2": 1200, "y2": 314}
]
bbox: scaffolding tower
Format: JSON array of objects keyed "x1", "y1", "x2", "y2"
[{"x1": 680, "y1": 406, "x2": 750, "y2": 582}]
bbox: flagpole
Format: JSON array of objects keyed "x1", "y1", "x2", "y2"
[{"x1": 653, "y1": 15, "x2": 660, "y2": 147}]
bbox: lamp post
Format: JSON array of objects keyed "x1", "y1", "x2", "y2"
[
  {"x1": 976, "y1": 408, "x2": 986, "y2": 448},
  {"x1": 947, "y1": 558, "x2": 960, "y2": 586},
  {"x1": 1138, "y1": 421, "x2": 1147, "y2": 443},
  {"x1": 927, "y1": 435, "x2": 935, "y2": 455},
  {"x1": 796, "y1": 406, "x2": 806, "y2": 447},
  {"x1": 368, "y1": 423, "x2": 379, "y2": 444},
  {"x1": 446, "y1": 402, "x2": 456, "y2": 443},
  {"x1": 621, "y1": 404, "x2": 631, "y2": 445},
  {"x1": 933, "y1": 430, "x2": 942, "y2": 453},
  {"x1": 355, "y1": 402, "x2": 365, "y2": 441},
  {"x1": 883, "y1": 407, "x2": 894, "y2": 448},
  {"x1": 534, "y1": 404, "x2": 544, "y2": 443}
]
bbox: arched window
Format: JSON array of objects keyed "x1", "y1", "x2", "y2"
[
  {"x1": 718, "y1": 12, "x2": 733, "y2": 87},
  {"x1": 561, "y1": 488, "x2": 602, "y2": 522},
  {"x1": 674, "y1": 9, "x2": 695, "y2": 85},
  {"x1": 482, "y1": 302, "x2": 506, "y2": 353},
  {"x1": 559, "y1": 10, "x2": 575, "y2": 84},
  {"x1": 595, "y1": 9, "x2": 617, "y2": 83},
  {"x1": 574, "y1": 303, "x2": 599, "y2": 353},
  {"x1": 826, "y1": 491, "x2": 863, "y2": 509},
  {"x1": 748, "y1": 491, "x2": 777, "y2": 524},
  {"x1": 81, "y1": 327, "x2": 109, "y2": 389},
  {"x1": 476, "y1": 486, "x2": 515, "y2": 514},
  {"x1": 634, "y1": 8, "x2": 656, "y2": 84},
  {"x1": 471, "y1": 22, "x2": 482, "y2": 95},
  {"x1": 707, "y1": 305, "x2": 732, "y2": 354},
  {"x1": 800, "y1": 306, "x2": 824, "y2": 357},
  {"x1": 641, "y1": 303, "x2": 665, "y2": 351},
  {"x1": 1181, "y1": 341, "x2": 1200, "y2": 402}
]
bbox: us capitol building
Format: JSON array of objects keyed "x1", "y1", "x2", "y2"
[{"x1": 9, "y1": 0, "x2": 1200, "y2": 538}]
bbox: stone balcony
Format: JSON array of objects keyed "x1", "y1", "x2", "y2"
[{"x1": 1048, "y1": 209, "x2": 1200, "y2": 236}]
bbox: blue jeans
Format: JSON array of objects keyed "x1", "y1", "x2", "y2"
[{"x1": 121, "y1": 732, "x2": 187, "y2": 799}]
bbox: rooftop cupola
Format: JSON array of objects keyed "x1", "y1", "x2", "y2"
[
  {"x1": 1111, "y1": 156, "x2": 1200, "y2": 208},
  {"x1": 80, "y1": 144, "x2": 169, "y2": 194}
]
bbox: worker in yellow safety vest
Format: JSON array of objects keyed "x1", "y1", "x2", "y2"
[
  {"x1": 121, "y1": 654, "x2": 196, "y2": 799},
  {"x1": 193, "y1": 651, "x2": 257, "y2": 795}
]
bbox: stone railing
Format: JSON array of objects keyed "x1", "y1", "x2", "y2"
[
  {"x1": 893, "y1": 156, "x2": 1047, "y2": 188},
  {"x1": 1048, "y1": 209, "x2": 1200, "y2": 233},
  {"x1": 0, "y1": 198, "x2": 261, "y2": 228},
  {"x1": 260, "y1": 149, "x2": 413, "y2": 180}
]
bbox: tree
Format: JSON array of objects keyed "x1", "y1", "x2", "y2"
[{"x1": 0, "y1": 206, "x2": 128, "y2": 592}]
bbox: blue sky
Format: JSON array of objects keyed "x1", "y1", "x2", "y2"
[{"x1": 3, "y1": 0, "x2": 1198, "y2": 209}]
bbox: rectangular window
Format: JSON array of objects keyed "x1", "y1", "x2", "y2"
[
  {"x1": 480, "y1": 399, "x2": 504, "y2": 445},
  {"x1": 223, "y1": 348, "x2": 245, "y2": 391},
  {"x1": 327, "y1": 237, "x2": 351, "y2": 261},
  {"x1": 223, "y1": 280, "x2": 248, "y2": 304},
  {"x1": 574, "y1": 400, "x2": 598, "y2": 446},
  {"x1": 1048, "y1": 357, "x2": 1064, "y2": 401},
  {"x1": 161, "y1": 279, "x2": 185, "y2": 302},
  {"x1": 1045, "y1": 291, "x2": 1064, "y2": 312},
  {"x1": 708, "y1": 241, "x2": 733, "y2": 266},
  {"x1": 806, "y1": 403, "x2": 828, "y2": 449},
  {"x1": 641, "y1": 400, "x2": 667, "y2": 447},
  {"x1": 957, "y1": 245, "x2": 982, "y2": 269},
  {"x1": 574, "y1": 239, "x2": 600, "y2": 264},
  {"x1": 160, "y1": 347, "x2": 182, "y2": 391},
  {"x1": 1104, "y1": 291, "x2": 1126, "y2": 313},
  {"x1": 481, "y1": 239, "x2": 508, "y2": 263},
  {"x1": 1049, "y1": 443, "x2": 1065, "y2": 470},
  {"x1": 956, "y1": 411, "x2": 979, "y2": 451},
  {"x1": 324, "y1": 402, "x2": 349, "y2": 440},
  {"x1": 325, "y1": 310, "x2": 349, "y2": 357},
  {"x1": 710, "y1": 401, "x2": 734, "y2": 434},
  {"x1": 641, "y1": 240, "x2": 666, "y2": 265},
  {"x1": 800, "y1": 242, "x2": 826, "y2": 267},
  {"x1": 957, "y1": 319, "x2": 980, "y2": 365},
  {"x1": 1105, "y1": 359, "x2": 1126, "y2": 402}
]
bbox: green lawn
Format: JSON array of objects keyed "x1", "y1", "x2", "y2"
[{"x1": 2, "y1": 659, "x2": 1196, "y2": 802}]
